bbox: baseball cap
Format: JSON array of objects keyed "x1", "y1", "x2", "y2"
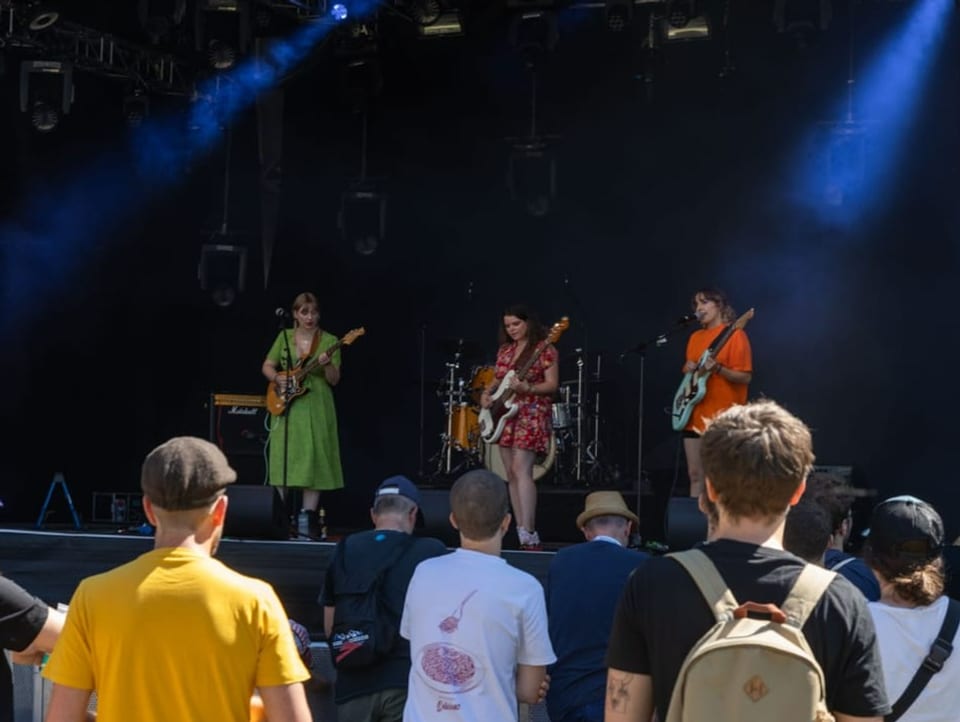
[
  {"x1": 374, "y1": 475, "x2": 422, "y2": 507},
  {"x1": 864, "y1": 495, "x2": 944, "y2": 562},
  {"x1": 141, "y1": 436, "x2": 237, "y2": 511}
]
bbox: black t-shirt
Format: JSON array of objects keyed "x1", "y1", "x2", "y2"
[
  {"x1": 321, "y1": 530, "x2": 449, "y2": 704},
  {"x1": 605, "y1": 539, "x2": 890, "y2": 722},
  {"x1": 1, "y1": 577, "x2": 49, "y2": 722}
]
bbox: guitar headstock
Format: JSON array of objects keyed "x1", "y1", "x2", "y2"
[
  {"x1": 733, "y1": 308, "x2": 755, "y2": 330},
  {"x1": 547, "y1": 317, "x2": 570, "y2": 345},
  {"x1": 342, "y1": 327, "x2": 366, "y2": 345}
]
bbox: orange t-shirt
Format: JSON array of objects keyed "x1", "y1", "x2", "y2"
[{"x1": 683, "y1": 326, "x2": 752, "y2": 433}]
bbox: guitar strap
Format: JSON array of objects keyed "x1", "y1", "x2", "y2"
[{"x1": 706, "y1": 324, "x2": 732, "y2": 353}]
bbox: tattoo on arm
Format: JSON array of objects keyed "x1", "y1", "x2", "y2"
[{"x1": 608, "y1": 672, "x2": 634, "y2": 712}]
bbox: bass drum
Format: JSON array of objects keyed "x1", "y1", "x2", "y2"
[{"x1": 483, "y1": 435, "x2": 557, "y2": 482}]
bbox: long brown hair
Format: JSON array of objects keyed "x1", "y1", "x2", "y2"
[{"x1": 497, "y1": 304, "x2": 547, "y2": 346}]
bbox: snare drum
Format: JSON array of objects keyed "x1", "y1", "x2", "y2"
[
  {"x1": 483, "y1": 435, "x2": 557, "y2": 482},
  {"x1": 451, "y1": 404, "x2": 480, "y2": 451},
  {"x1": 469, "y1": 365, "x2": 497, "y2": 405}
]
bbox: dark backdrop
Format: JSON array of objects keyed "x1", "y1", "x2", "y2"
[{"x1": 1, "y1": 1, "x2": 957, "y2": 538}]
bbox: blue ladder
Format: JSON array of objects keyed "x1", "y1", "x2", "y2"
[{"x1": 35, "y1": 472, "x2": 82, "y2": 530}]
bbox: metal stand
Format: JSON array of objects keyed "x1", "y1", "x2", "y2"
[{"x1": 36, "y1": 472, "x2": 82, "y2": 530}]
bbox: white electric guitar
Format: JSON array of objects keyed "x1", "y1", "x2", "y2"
[{"x1": 478, "y1": 317, "x2": 570, "y2": 444}]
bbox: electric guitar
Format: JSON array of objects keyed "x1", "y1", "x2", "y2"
[
  {"x1": 266, "y1": 327, "x2": 365, "y2": 416},
  {"x1": 478, "y1": 317, "x2": 570, "y2": 444},
  {"x1": 670, "y1": 308, "x2": 754, "y2": 432}
]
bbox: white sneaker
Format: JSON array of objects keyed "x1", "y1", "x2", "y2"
[{"x1": 517, "y1": 527, "x2": 531, "y2": 545}]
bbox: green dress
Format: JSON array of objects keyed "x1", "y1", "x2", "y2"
[{"x1": 265, "y1": 329, "x2": 345, "y2": 491}]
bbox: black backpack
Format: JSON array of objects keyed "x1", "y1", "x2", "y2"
[{"x1": 329, "y1": 534, "x2": 415, "y2": 669}]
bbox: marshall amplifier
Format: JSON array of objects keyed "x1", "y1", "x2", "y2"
[{"x1": 209, "y1": 393, "x2": 269, "y2": 458}]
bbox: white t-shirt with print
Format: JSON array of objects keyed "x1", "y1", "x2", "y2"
[
  {"x1": 400, "y1": 548, "x2": 556, "y2": 722},
  {"x1": 869, "y1": 595, "x2": 960, "y2": 722}
]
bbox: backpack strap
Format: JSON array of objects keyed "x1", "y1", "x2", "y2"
[
  {"x1": 886, "y1": 598, "x2": 960, "y2": 722},
  {"x1": 829, "y1": 556, "x2": 856, "y2": 572},
  {"x1": 780, "y1": 563, "x2": 836, "y2": 629},
  {"x1": 668, "y1": 548, "x2": 740, "y2": 622}
]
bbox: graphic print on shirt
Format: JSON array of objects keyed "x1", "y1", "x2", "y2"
[{"x1": 415, "y1": 589, "x2": 485, "y2": 694}]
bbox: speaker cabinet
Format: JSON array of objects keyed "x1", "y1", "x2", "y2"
[
  {"x1": 665, "y1": 497, "x2": 708, "y2": 552},
  {"x1": 224, "y1": 485, "x2": 288, "y2": 540},
  {"x1": 416, "y1": 488, "x2": 459, "y2": 547}
]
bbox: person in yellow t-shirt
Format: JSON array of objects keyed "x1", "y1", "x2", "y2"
[
  {"x1": 681, "y1": 288, "x2": 752, "y2": 498},
  {"x1": 42, "y1": 437, "x2": 312, "y2": 722}
]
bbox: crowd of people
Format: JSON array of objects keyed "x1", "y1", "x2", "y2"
[{"x1": 2, "y1": 290, "x2": 959, "y2": 722}]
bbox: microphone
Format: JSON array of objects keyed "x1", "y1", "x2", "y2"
[
  {"x1": 275, "y1": 307, "x2": 290, "y2": 318},
  {"x1": 677, "y1": 313, "x2": 699, "y2": 324}
]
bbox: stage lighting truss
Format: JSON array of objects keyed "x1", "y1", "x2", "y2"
[
  {"x1": 195, "y1": 0, "x2": 252, "y2": 71},
  {"x1": 1, "y1": 5, "x2": 195, "y2": 96},
  {"x1": 198, "y1": 241, "x2": 247, "y2": 308},
  {"x1": 18, "y1": 59, "x2": 73, "y2": 132},
  {"x1": 339, "y1": 186, "x2": 387, "y2": 256}
]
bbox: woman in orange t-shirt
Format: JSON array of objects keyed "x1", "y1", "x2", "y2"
[{"x1": 681, "y1": 288, "x2": 753, "y2": 497}]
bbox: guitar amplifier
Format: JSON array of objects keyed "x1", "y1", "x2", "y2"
[{"x1": 209, "y1": 393, "x2": 269, "y2": 458}]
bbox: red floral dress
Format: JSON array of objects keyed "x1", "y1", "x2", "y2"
[{"x1": 494, "y1": 341, "x2": 557, "y2": 453}]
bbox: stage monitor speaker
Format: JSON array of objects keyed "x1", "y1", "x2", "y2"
[
  {"x1": 665, "y1": 497, "x2": 708, "y2": 552},
  {"x1": 224, "y1": 485, "x2": 288, "y2": 540},
  {"x1": 416, "y1": 488, "x2": 459, "y2": 547}
]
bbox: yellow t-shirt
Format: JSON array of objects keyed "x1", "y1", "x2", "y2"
[{"x1": 43, "y1": 547, "x2": 310, "y2": 722}]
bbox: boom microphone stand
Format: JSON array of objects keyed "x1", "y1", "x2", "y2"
[
  {"x1": 276, "y1": 311, "x2": 297, "y2": 531},
  {"x1": 620, "y1": 315, "x2": 698, "y2": 531}
]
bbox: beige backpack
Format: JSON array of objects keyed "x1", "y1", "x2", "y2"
[{"x1": 665, "y1": 548, "x2": 836, "y2": 722}]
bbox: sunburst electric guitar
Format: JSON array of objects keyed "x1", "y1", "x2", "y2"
[
  {"x1": 266, "y1": 327, "x2": 365, "y2": 416},
  {"x1": 478, "y1": 317, "x2": 570, "y2": 445},
  {"x1": 670, "y1": 309, "x2": 754, "y2": 432}
]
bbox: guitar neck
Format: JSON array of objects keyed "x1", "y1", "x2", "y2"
[
  {"x1": 296, "y1": 339, "x2": 344, "y2": 376},
  {"x1": 514, "y1": 341, "x2": 549, "y2": 380}
]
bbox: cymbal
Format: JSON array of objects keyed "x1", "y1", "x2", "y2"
[{"x1": 437, "y1": 336, "x2": 484, "y2": 360}]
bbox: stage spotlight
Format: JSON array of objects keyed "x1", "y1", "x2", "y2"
[
  {"x1": 418, "y1": 11, "x2": 462, "y2": 37},
  {"x1": 338, "y1": 189, "x2": 386, "y2": 256},
  {"x1": 773, "y1": 0, "x2": 832, "y2": 44},
  {"x1": 19, "y1": 60, "x2": 73, "y2": 133},
  {"x1": 138, "y1": 0, "x2": 187, "y2": 44},
  {"x1": 331, "y1": 3, "x2": 349, "y2": 21},
  {"x1": 26, "y1": 5, "x2": 61, "y2": 32},
  {"x1": 660, "y1": 0, "x2": 711, "y2": 42},
  {"x1": 408, "y1": 0, "x2": 443, "y2": 26},
  {"x1": 507, "y1": 139, "x2": 557, "y2": 218},
  {"x1": 508, "y1": 10, "x2": 559, "y2": 65},
  {"x1": 123, "y1": 91, "x2": 150, "y2": 128},
  {"x1": 195, "y1": 0, "x2": 251, "y2": 71},
  {"x1": 198, "y1": 243, "x2": 247, "y2": 307},
  {"x1": 604, "y1": 0, "x2": 633, "y2": 33}
]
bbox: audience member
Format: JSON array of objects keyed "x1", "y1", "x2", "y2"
[
  {"x1": 400, "y1": 469, "x2": 555, "y2": 721},
  {"x1": 1, "y1": 576, "x2": 64, "y2": 722},
  {"x1": 783, "y1": 497, "x2": 833, "y2": 564},
  {"x1": 605, "y1": 400, "x2": 890, "y2": 722},
  {"x1": 806, "y1": 471, "x2": 880, "y2": 600},
  {"x1": 42, "y1": 436, "x2": 312, "y2": 722},
  {"x1": 321, "y1": 475, "x2": 447, "y2": 722},
  {"x1": 545, "y1": 491, "x2": 647, "y2": 722},
  {"x1": 864, "y1": 495, "x2": 960, "y2": 721}
]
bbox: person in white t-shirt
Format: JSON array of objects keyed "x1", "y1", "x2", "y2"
[
  {"x1": 865, "y1": 495, "x2": 960, "y2": 722},
  {"x1": 399, "y1": 469, "x2": 556, "y2": 722}
]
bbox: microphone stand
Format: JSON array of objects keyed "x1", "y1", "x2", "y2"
[
  {"x1": 620, "y1": 317, "x2": 697, "y2": 534},
  {"x1": 277, "y1": 313, "x2": 296, "y2": 532}
]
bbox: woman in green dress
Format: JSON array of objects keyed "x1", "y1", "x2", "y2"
[{"x1": 261, "y1": 292, "x2": 344, "y2": 532}]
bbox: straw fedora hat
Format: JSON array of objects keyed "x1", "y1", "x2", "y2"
[{"x1": 576, "y1": 491, "x2": 639, "y2": 528}]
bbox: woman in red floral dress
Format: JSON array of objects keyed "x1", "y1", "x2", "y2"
[{"x1": 480, "y1": 305, "x2": 559, "y2": 550}]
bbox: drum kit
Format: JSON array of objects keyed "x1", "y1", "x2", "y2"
[{"x1": 429, "y1": 337, "x2": 610, "y2": 485}]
